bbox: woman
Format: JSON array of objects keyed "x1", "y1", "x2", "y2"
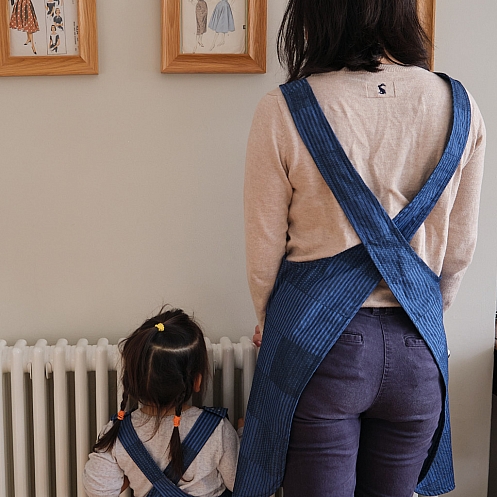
[
  {"x1": 190, "y1": 0, "x2": 208, "y2": 50},
  {"x1": 53, "y1": 8, "x2": 63, "y2": 30},
  {"x1": 234, "y1": 1, "x2": 485, "y2": 497},
  {"x1": 10, "y1": 0, "x2": 39, "y2": 54},
  {"x1": 49, "y1": 24, "x2": 60, "y2": 53}
]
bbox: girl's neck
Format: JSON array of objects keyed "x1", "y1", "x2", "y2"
[{"x1": 140, "y1": 404, "x2": 192, "y2": 416}]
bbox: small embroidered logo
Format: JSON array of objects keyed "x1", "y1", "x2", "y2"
[{"x1": 378, "y1": 83, "x2": 387, "y2": 95}]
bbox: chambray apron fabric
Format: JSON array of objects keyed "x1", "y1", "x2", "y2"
[
  {"x1": 117, "y1": 407, "x2": 232, "y2": 497},
  {"x1": 233, "y1": 74, "x2": 471, "y2": 497}
]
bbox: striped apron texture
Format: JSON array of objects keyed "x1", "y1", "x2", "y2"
[{"x1": 233, "y1": 74, "x2": 471, "y2": 497}]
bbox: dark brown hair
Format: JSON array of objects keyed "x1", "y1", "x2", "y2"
[
  {"x1": 277, "y1": 0, "x2": 431, "y2": 82},
  {"x1": 93, "y1": 307, "x2": 209, "y2": 481}
]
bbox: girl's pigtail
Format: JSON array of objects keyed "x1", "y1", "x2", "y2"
[
  {"x1": 168, "y1": 401, "x2": 185, "y2": 480},
  {"x1": 92, "y1": 391, "x2": 129, "y2": 453}
]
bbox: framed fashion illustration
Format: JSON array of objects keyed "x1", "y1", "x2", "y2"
[
  {"x1": 417, "y1": 0, "x2": 436, "y2": 67},
  {"x1": 0, "y1": 0, "x2": 97, "y2": 76},
  {"x1": 161, "y1": 0, "x2": 266, "y2": 73}
]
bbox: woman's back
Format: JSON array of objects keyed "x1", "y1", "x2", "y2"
[
  {"x1": 244, "y1": 65, "x2": 485, "y2": 326},
  {"x1": 240, "y1": 2, "x2": 486, "y2": 496}
]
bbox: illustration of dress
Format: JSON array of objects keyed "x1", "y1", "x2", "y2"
[
  {"x1": 195, "y1": 0, "x2": 208, "y2": 35},
  {"x1": 9, "y1": 0, "x2": 39, "y2": 34},
  {"x1": 208, "y1": 0, "x2": 234, "y2": 34}
]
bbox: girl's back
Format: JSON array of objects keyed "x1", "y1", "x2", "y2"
[
  {"x1": 83, "y1": 307, "x2": 239, "y2": 497},
  {"x1": 83, "y1": 407, "x2": 239, "y2": 497}
]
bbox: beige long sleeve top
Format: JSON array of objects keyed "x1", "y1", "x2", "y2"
[{"x1": 245, "y1": 65, "x2": 485, "y2": 329}]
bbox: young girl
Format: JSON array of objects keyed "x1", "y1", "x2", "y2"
[{"x1": 83, "y1": 307, "x2": 240, "y2": 497}]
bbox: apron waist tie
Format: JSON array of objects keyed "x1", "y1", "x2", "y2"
[{"x1": 361, "y1": 307, "x2": 404, "y2": 316}]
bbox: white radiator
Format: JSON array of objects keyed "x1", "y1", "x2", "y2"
[{"x1": 0, "y1": 336, "x2": 256, "y2": 497}]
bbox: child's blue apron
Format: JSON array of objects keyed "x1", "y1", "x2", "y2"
[
  {"x1": 117, "y1": 406, "x2": 233, "y2": 497},
  {"x1": 234, "y1": 73, "x2": 471, "y2": 497}
]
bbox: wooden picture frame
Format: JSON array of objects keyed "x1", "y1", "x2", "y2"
[
  {"x1": 417, "y1": 0, "x2": 436, "y2": 69},
  {"x1": 162, "y1": 0, "x2": 266, "y2": 74},
  {"x1": 0, "y1": 0, "x2": 98, "y2": 77}
]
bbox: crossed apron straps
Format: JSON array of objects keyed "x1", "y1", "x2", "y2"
[
  {"x1": 278, "y1": 74, "x2": 471, "y2": 492},
  {"x1": 117, "y1": 407, "x2": 229, "y2": 497},
  {"x1": 234, "y1": 74, "x2": 471, "y2": 497},
  {"x1": 279, "y1": 74, "x2": 471, "y2": 347}
]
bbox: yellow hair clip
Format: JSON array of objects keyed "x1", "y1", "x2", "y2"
[{"x1": 155, "y1": 323, "x2": 165, "y2": 331}]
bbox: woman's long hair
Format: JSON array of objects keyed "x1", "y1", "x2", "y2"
[
  {"x1": 92, "y1": 307, "x2": 209, "y2": 481},
  {"x1": 278, "y1": 0, "x2": 431, "y2": 82}
]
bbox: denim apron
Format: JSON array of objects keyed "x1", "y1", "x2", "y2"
[
  {"x1": 117, "y1": 407, "x2": 232, "y2": 497},
  {"x1": 234, "y1": 74, "x2": 471, "y2": 497}
]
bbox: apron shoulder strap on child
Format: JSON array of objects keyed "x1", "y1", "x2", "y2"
[{"x1": 117, "y1": 407, "x2": 231, "y2": 497}]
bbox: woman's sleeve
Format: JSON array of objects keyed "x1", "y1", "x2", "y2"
[
  {"x1": 244, "y1": 93, "x2": 293, "y2": 329},
  {"x1": 440, "y1": 99, "x2": 486, "y2": 311},
  {"x1": 82, "y1": 423, "x2": 125, "y2": 497},
  {"x1": 217, "y1": 419, "x2": 241, "y2": 492}
]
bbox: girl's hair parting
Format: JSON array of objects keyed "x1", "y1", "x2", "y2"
[
  {"x1": 92, "y1": 307, "x2": 209, "y2": 481},
  {"x1": 277, "y1": 0, "x2": 431, "y2": 82}
]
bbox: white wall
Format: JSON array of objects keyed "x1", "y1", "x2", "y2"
[
  {"x1": 0, "y1": 0, "x2": 495, "y2": 494},
  {"x1": 435, "y1": 1, "x2": 497, "y2": 495},
  {"x1": 0, "y1": 0, "x2": 287, "y2": 345}
]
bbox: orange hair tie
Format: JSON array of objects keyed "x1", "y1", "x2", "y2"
[
  {"x1": 173, "y1": 415, "x2": 181, "y2": 427},
  {"x1": 117, "y1": 410, "x2": 125, "y2": 421}
]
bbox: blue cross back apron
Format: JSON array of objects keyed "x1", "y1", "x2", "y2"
[
  {"x1": 233, "y1": 73, "x2": 471, "y2": 497},
  {"x1": 117, "y1": 406, "x2": 233, "y2": 497}
]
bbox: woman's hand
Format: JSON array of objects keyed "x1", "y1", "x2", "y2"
[
  {"x1": 120, "y1": 476, "x2": 130, "y2": 493},
  {"x1": 253, "y1": 325, "x2": 262, "y2": 347}
]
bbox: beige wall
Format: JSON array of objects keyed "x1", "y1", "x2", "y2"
[
  {"x1": 0, "y1": 0, "x2": 287, "y2": 345},
  {"x1": 1, "y1": 0, "x2": 495, "y2": 494}
]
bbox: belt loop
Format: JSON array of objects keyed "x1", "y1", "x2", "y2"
[{"x1": 372, "y1": 308, "x2": 380, "y2": 316}]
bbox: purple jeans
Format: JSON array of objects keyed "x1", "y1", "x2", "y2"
[{"x1": 282, "y1": 307, "x2": 443, "y2": 497}]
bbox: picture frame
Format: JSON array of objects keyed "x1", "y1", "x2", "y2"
[
  {"x1": 161, "y1": 0, "x2": 266, "y2": 74},
  {"x1": 417, "y1": 0, "x2": 436, "y2": 69},
  {"x1": 0, "y1": 0, "x2": 98, "y2": 77}
]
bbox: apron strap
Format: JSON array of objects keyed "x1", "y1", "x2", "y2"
[
  {"x1": 118, "y1": 412, "x2": 188, "y2": 497},
  {"x1": 279, "y1": 74, "x2": 470, "y2": 245},
  {"x1": 164, "y1": 407, "x2": 228, "y2": 484},
  {"x1": 117, "y1": 407, "x2": 228, "y2": 497},
  {"x1": 279, "y1": 75, "x2": 471, "y2": 325},
  {"x1": 394, "y1": 73, "x2": 472, "y2": 240}
]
